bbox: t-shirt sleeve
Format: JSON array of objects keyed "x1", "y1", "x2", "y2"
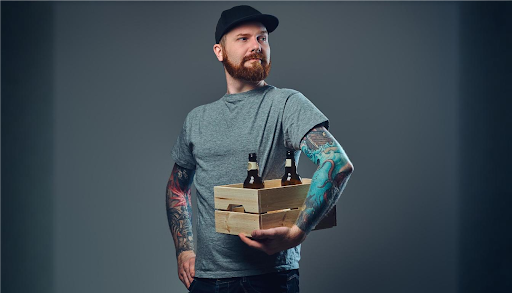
[
  {"x1": 282, "y1": 92, "x2": 330, "y2": 150},
  {"x1": 171, "y1": 112, "x2": 197, "y2": 170}
]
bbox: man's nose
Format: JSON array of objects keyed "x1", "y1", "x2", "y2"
[{"x1": 250, "y1": 37, "x2": 262, "y2": 52}]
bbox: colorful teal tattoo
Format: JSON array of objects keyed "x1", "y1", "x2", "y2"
[
  {"x1": 297, "y1": 126, "x2": 354, "y2": 233},
  {"x1": 166, "y1": 163, "x2": 195, "y2": 257}
]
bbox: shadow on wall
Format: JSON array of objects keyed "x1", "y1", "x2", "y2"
[
  {"x1": 458, "y1": 2, "x2": 512, "y2": 293},
  {"x1": 2, "y1": 2, "x2": 54, "y2": 293}
]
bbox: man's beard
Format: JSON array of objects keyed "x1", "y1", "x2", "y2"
[{"x1": 222, "y1": 49, "x2": 271, "y2": 82}]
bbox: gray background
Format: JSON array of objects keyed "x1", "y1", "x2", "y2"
[{"x1": 2, "y1": 1, "x2": 511, "y2": 293}]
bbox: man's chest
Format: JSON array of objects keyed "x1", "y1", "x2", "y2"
[{"x1": 191, "y1": 105, "x2": 282, "y2": 158}]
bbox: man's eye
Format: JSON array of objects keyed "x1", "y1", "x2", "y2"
[{"x1": 238, "y1": 37, "x2": 247, "y2": 41}]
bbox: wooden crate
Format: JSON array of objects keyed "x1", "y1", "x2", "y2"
[{"x1": 214, "y1": 178, "x2": 336, "y2": 236}]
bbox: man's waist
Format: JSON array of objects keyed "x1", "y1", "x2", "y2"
[{"x1": 194, "y1": 269, "x2": 299, "y2": 284}]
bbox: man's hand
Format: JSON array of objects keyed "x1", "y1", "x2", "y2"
[
  {"x1": 177, "y1": 250, "x2": 196, "y2": 289},
  {"x1": 239, "y1": 225, "x2": 307, "y2": 255}
]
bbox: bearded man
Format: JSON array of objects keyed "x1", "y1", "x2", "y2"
[{"x1": 166, "y1": 5, "x2": 354, "y2": 293}]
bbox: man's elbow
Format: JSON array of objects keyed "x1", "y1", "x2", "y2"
[
  {"x1": 334, "y1": 145, "x2": 353, "y2": 174},
  {"x1": 339, "y1": 159, "x2": 354, "y2": 175}
]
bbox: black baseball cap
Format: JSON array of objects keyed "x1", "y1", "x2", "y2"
[{"x1": 215, "y1": 5, "x2": 279, "y2": 44}]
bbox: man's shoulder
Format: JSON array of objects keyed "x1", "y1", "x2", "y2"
[
  {"x1": 263, "y1": 86, "x2": 308, "y2": 106},
  {"x1": 267, "y1": 85, "x2": 302, "y2": 98},
  {"x1": 184, "y1": 99, "x2": 223, "y2": 119}
]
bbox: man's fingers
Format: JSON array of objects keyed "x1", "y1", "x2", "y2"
[
  {"x1": 239, "y1": 233, "x2": 266, "y2": 251},
  {"x1": 180, "y1": 271, "x2": 190, "y2": 289},
  {"x1": 187, "y1": 267, "x2": 194, "y2": 285},
  {"x1": 251, "y1": 228, "x2": 277, "y2": 239},
  {"x1": 183, "y1": 261, "x2": 193, "y2": 284},
  {"x1": 190, "y1": 258, "x2": 196, "y2": 278},
  {"x1": 177, "y1": 252, "x2": 197, "y2": 289}
]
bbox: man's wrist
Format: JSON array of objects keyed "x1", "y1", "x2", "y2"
[
  {"x1": 176, "y1": 249, "x2": 195, "y2": 259},
  {"x1": 291, "y1": 225, "x2": 307, "y2": 245}
]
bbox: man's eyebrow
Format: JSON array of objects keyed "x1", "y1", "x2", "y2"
[{"x1": 235, "y1": 31, "x2": 269, "y2": 37}]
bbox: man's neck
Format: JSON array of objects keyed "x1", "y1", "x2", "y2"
[{"x1": 225, "y1": 73, "x2": 268, "y2": 95}]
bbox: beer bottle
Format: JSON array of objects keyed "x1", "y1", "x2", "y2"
[
  {"x1": 243, "y1": 153, "x2": 264, "y2": 189},
  {"x1": 281, "y1": 150, "x2": 302, "y2": 186}
]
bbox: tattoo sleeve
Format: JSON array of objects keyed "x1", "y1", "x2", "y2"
[
  {"x1": 166, "y1": 163, "x2": 196, "y2": 258},
  {"x1": 296, "y1": 126, "x2": 354, "y2": 234}
]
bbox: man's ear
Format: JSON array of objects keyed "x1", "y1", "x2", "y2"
[{"x1": 213, "y1": 44, "x2": 224, "y2": 62}]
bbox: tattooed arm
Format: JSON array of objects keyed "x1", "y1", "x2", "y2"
[
  {"x1": 166, "y1": 163, "x2": 196, "y2": 289},
  {"x1": 296, "y1": 125, "x2": 354, "y2": 233},
  {"x1": 240, "y1": 125, "x2": 353, "y2": 254}
]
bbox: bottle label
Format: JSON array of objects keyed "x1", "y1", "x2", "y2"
[
  {"x1": 247, "y1": 162, "x2": 259, "y2": 171},
  {"x1": 285, "y1": 159, "x2": 292, "y2": 167}
]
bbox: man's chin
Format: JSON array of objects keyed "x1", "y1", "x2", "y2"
[
  {"x1": 244, "y1": 63, "x2": 263, "y2": 70},
  {"x1": 224, "y1": 63, "x2": 270, "y2": 82}
]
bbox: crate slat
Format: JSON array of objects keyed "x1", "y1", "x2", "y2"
[
  {"x1": 259, "y1": 183, "x2": 310, "y2": 213},
  {"x1": 213, "y1": 186, "x2": 260, "y2": 213},
  {"x1": 260, "y1": 209, "x2": 301, "y2": 230},
  {"x1": 215, "y1": 210, "x2": 260, "y2": 235}
]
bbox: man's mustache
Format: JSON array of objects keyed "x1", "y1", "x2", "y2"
[{"x1": 243, "y1": 53, "x2": 267, "y2": 63}]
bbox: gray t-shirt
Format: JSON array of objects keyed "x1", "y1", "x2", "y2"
[{"x1": 171, "y1": 84, "x2": 329, "y2": 278}]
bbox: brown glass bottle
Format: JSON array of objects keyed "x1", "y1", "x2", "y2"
[
  {"x1": 243, "y1": 153, "x2": 265, "y2": 189},
  {"x1": 281, "y1": 150, "x2": 302, "y2": 186}
]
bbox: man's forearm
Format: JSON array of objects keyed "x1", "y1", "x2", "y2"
[
  {"x1": 166, "y1": 164, "x2": 196, "y2": 257},
  {"x1": 296, "y1": 127, "x2": 354, "y2": 234}
]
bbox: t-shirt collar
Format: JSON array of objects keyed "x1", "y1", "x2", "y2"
[{"x1": 221, "y1": 84, "x2": 273, "y2": 102}]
